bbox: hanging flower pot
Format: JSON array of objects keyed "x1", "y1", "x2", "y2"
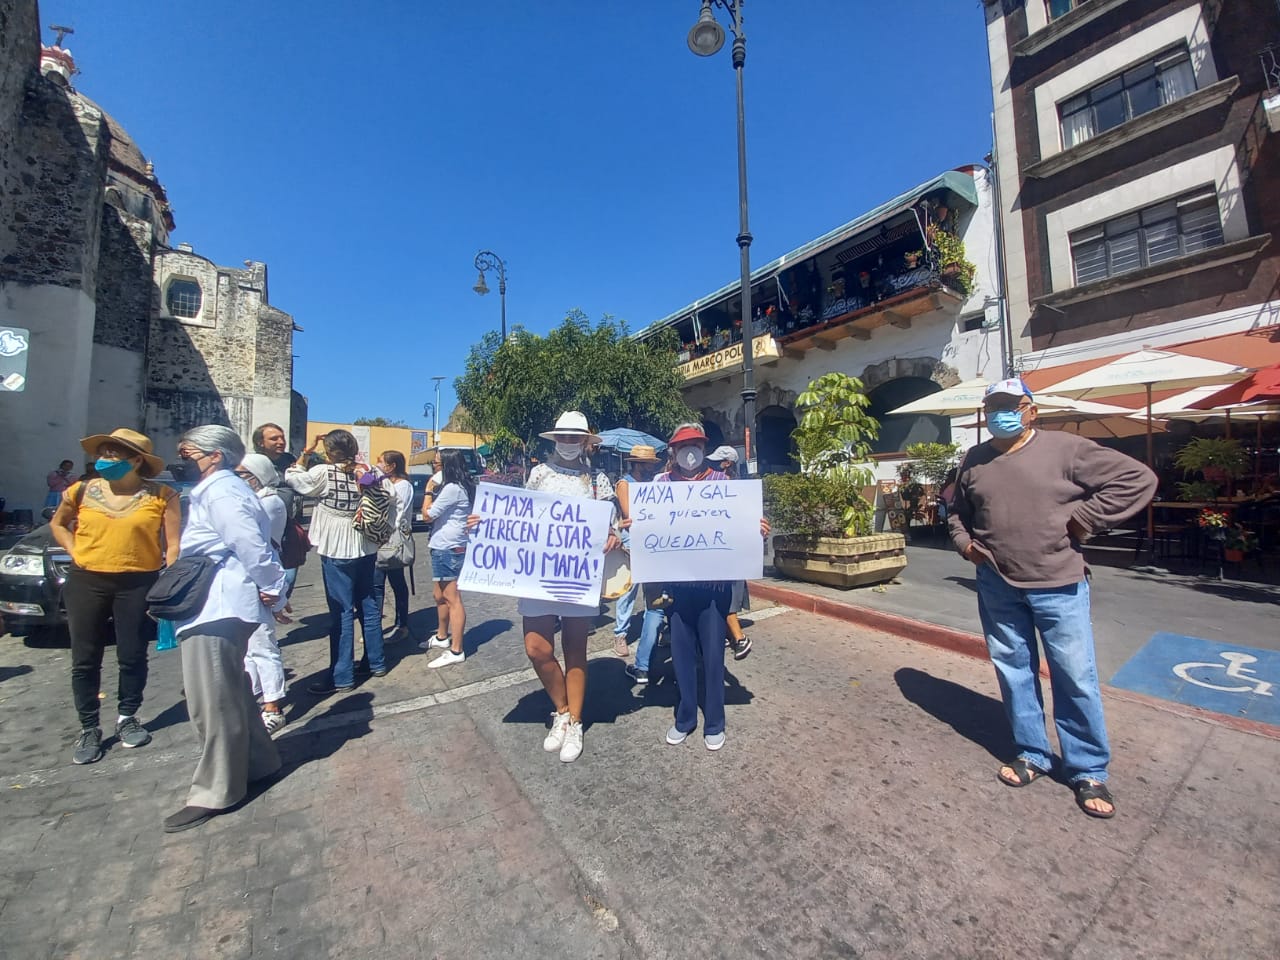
[{"x1": 1224, "y1": 547, "x2": 1244, "y2": 563}]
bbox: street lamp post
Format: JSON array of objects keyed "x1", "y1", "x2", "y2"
[
  {"x1": 689, "y1": 0, "x2": 756, "y2": 474},
  {"x1": 431, "y1": 376, "x2": 446, "y2": 445},
  {"x1": 472, "y1": 251, "x2": 508, "y2": 341}
]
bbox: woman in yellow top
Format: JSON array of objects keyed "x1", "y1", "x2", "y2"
[{"x1": 50, "y1": 428, "x2": 181, "y2": 766}]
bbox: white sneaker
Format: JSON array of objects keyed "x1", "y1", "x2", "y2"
[
  {"x1": 427, "y1": 649, "x2": 465, "y2": 669},
  {"x1": 262, "y1": 710, "x2": 286, "y2": 735},
  {"x1": 666, "y1": 725, "x2": 689, "y2": 745},
  {"x1": 559, "y1": 721, "x2": 583, "y2": 763},
  {"x1": 543, "y1": 711, "x2": 571, "y2": 752},
  {"x1": 705, "y1": 731, "x2": 725, "y2": 751},
  {"x1": 419, "y1": 635, "x2": 450, "y2": 651}
]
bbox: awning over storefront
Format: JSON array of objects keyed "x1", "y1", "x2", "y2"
[
  {"x1": 634, "y1": 169, "x2": 980, "y2": 339},
  {"x1": 1021, "y1": 325, "x2": 1280, "y2": 410}
]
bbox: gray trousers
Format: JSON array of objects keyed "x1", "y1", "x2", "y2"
[{"x1": 181, "y1": 618, "x2": 282, "y2": 810}]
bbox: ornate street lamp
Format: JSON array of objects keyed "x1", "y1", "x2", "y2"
[
  {"x1": 688, "y1": 0, "x2": 756, "y2": 473},
  {"x1": 472, "y1": 250, "x2": 508, "y2": 341}
]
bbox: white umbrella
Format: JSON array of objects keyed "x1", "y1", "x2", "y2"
[
  {"x1": 1042, "y1": 349, "x2": 1246, "y2": 555},
  {"x1": 1040, "y1": 349, "x2": 1245, "y2": 466},
  {"x1": 885, "y1": 378, "x2": 994, "y2": 416},
  {"x1": 955, "y1": 399, "x2": 1167, "y2": 440}
]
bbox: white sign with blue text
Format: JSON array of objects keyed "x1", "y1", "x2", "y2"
[
  {"x1": 628, "y1": 479, "x2": 763, "y2": 583},
  {"x1": 458, "y1": 482, "x2": 614, "y2": 604}
]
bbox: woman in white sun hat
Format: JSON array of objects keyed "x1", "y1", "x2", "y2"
[{"x1": 472, "y1": 411, "x2": 618, "y2": 763}]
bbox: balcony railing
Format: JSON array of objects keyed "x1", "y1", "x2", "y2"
[{"x1": 1261, "y1": 44, "x2": 1280, "y2": 94}]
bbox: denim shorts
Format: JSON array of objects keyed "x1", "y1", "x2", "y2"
[{"x1": 431, "y1": 547, "x2": 466, "y2": 582}]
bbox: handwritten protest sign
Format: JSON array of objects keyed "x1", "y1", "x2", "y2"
[
  {"x1": 458, "y1": 482, "x2": 614, "y2": 604},
  {"x1": 629, "y1": 479, "x2": 763, "y2": 583}
]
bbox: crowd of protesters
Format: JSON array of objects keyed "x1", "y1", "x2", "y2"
[{"x1": 45, "y1": 371, "x2": 1151, "y2": 828}]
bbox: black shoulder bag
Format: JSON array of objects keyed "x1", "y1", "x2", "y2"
[{"x1": 146, "y1": 554, "x2": 226, "y2": 622}]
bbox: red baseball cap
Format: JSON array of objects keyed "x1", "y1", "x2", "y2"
[{"x1": 669, "y1": 424, "x2": 707, "y2": 445}]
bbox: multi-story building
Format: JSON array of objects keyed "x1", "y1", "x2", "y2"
[
  {"x1": 0, "y1": 1, "x2": 304, "y2": 513},
  {"x1": 635, "y1": 168, "x2": 1003, "y2": 472},
  {"x1": 983, "y1": 0, "x2": 1280, "y2": 379}
]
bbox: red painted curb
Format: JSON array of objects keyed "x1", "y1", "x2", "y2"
[
  {"x1": 750, "y1": 581, "x2": 996, "y2": 666},
  {"x1": 751, "y1": 581, "x2": 1280, "y2": 742}
]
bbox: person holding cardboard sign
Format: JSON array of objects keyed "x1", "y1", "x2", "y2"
[
  {"x1": 626, "y1": 423, "x2": 769, "y2": 752},
  {"x1": 470, "y1": 411, "x2": 619, "y2": 763}
]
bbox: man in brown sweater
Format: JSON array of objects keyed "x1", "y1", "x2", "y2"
[{"x1": 948, "y1": 378, "x2": 1157, "y2": 819}]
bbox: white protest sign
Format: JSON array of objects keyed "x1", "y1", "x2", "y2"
[
  {"x1": 629, "y1": 479, "x2": 763, "y2": 583},
  {"x1": 458, "y1": 482, "x2": 614, "y2": 604}
]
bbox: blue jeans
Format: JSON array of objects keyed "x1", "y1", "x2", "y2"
[
  {"x1": 613, "y1": 583, "x2": 639, "y2": 639},
  {"x1": 321, "y1": 554, "x2": 384, "y2": 687},
  {"x1": 669, "y1": 584, "x2": 731, "y2": 736},
  {"x1": 635, "y1": 608, "x2": 665, "y2": 671},
  {"x1": 975, "y1": 563, "x2": 1110, "y2": 783}
]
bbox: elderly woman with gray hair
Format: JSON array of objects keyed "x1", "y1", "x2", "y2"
[{"x1": 163, "y1": 425, "x2": 287, "y2": 833}]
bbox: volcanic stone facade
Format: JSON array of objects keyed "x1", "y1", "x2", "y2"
[{"x1": 0, "y1": 0, "x2": 303, "y2": 510}]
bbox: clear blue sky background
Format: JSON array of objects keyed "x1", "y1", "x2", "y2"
[{"x1": 52, "y1": 1, "x2": 994, "y2": 432}]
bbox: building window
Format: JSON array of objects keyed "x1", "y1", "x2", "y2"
[
  {"x1": 165, "y1": 279, "x2": 203, "y2": 319},
  {"x1": 1047, "y1": 0, "x2": 1077, "y2": 19},
  {"x1": 1059, "y1": 47, "x2": 1197, "y2": 149},
  {"x1": 1070, "y1": 189, "x2": 1224, "y2": 286}
]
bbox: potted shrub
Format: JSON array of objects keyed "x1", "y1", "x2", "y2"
[
  {"x1": 1223, "y1": 524, "x2": 1257, "y2": 563},
  {"x1": 1174, "y1": 437, "x2": 1248, "y2": 487},
  {"x1": 927, "y1": 228, "x2": 977, "y2": 296},
  {"x1": 764, "y1": 372, "x2": 908, "y2": 588}
]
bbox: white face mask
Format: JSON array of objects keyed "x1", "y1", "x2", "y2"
[
  {"x1": 555, "y1": 440, "x2": 585, "y2": 460},
  {"x1": 676, "y1": 446, "x2": 704, "y2": 472}
]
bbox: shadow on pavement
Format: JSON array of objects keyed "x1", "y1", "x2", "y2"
[
  {"x1": 147, "y1": 696, "x2": 190, "y2": 733},
  {"x1": 278, "y1": 612, "x2": 329, "y2": 647},
  {"x1": 0, "y1": 664, "x2": 33, "y2": 682},
  {"x1": 894, "y1": 667, "x2": 1012, "y2": 762},
  {"x1": 461, "y1": 617, "x2": 513, "y2": 656},
  {"x1": 944, "y1": 575, "x2": 977, "y2": 593}
]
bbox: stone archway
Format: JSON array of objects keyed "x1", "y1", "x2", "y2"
[{"x1": 860, "y1": 356, "x2": 959, "y2": 393}]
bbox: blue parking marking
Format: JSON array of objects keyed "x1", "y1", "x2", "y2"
[{"x1": 1110, "y1": 633, "x2": 1280, "y2": 726}]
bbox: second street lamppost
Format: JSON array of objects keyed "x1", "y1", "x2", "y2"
[
  {"x1": 689, "y1": 0, "x2": 756, "y2": 474},
  {"x1": 472, "y1": 251, "x2": 508, "y2": 341}
]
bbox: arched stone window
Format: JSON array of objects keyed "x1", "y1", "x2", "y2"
[{"x1": 166, "y1": 278, "x2": 203, "y2": 319}]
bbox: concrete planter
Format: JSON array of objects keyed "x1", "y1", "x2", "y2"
[{"x1": 772, "y1": 533, "x2": 908, "y2": 589}]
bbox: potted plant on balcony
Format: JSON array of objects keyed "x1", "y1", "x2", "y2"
[
  {"x1": 927, "y1": 228, "x2": 977, "y2": 297},
  {"x1": 764, "y1": 372, "x2": 908, "y2": 588}
]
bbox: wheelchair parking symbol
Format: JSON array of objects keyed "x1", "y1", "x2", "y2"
[
  {"x1": 1110, "y1": 633, "x2": 1280, "y2": 726},
  {"x1": 1172, "y1": 652, "x2": 1274, "y2": 696}
]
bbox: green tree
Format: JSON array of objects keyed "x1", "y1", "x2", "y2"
[
  {"x1": 353, "y1": 416, "x2": 409, "y2": 428},
  {"x1": 455, "y1": 310, "x2": 694, "y2": 452},
  {"x1": 765, "y1": 372, "x2": 880, "y2": 537}
]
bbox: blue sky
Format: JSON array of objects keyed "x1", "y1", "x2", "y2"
[{"x1": 52, "y1": 1, "x2": 995, "y2": 431}]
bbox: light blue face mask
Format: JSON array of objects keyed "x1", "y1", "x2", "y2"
[
  {"x1": 94, "y1": 457, "x2": 134, "y2": 481},
  {"x1": 988, "y1": 409, "x2": 1027, "y2": 439}
]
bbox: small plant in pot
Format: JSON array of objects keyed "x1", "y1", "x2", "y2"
[
  {"x1": 764, "y1": 373, "x2": 908, "y2": 588},
  {"x1": 1173, "y1": 437, "x2": 1248, "y2": 489},
  {"x1": 1223, "y1": 524, "x2": 1257, "y2": 562}
]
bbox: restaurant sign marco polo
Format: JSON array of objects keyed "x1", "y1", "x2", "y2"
[{"x1": 677, "y1": 336, "x2": 783, "y2": 384}]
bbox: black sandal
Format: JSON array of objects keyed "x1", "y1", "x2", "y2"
[
  {"x1": 1073, "y1": 780, "x2": 1116, "y2": 819},
  {"x1": 997, "y1": 759, "x2": 1046, "y2": 787}
]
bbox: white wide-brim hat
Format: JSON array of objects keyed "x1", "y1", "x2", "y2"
[{"x1": 538, "y1": 410, "x2": 601, "y2": 444}]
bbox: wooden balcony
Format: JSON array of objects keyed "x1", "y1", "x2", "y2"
[{"x1": 778, "y1": 283, "x2": 965, "y2": 354}]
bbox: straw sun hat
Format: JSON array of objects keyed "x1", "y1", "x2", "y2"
[{"x1": 79, "y1": 427, "x2": 165, "y2": 477}]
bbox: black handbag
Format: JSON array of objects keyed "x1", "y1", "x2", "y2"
[{"x1": 146, "y1": 554, "x2": 225, "y2": 622}]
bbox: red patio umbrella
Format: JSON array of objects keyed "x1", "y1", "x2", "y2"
[{"x1": 1188, "y1": 362, "x2": 1280, "y2": 409}]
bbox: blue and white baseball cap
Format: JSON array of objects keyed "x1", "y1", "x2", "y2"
[{"x1": 984, "y1": 378, "x2": 1033, "y2": 402}]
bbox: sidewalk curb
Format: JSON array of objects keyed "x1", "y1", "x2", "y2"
[
  {"x1": 751, "y1": 580, "x2": 1280, "y2": 742},
  {"x1": 750, "y1": 581, "x2": 995, "y2": 665}
]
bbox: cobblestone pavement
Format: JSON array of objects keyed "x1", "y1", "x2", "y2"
[{"x1": 1, "y1": 548, "x2": 1277, "y2": 958}]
